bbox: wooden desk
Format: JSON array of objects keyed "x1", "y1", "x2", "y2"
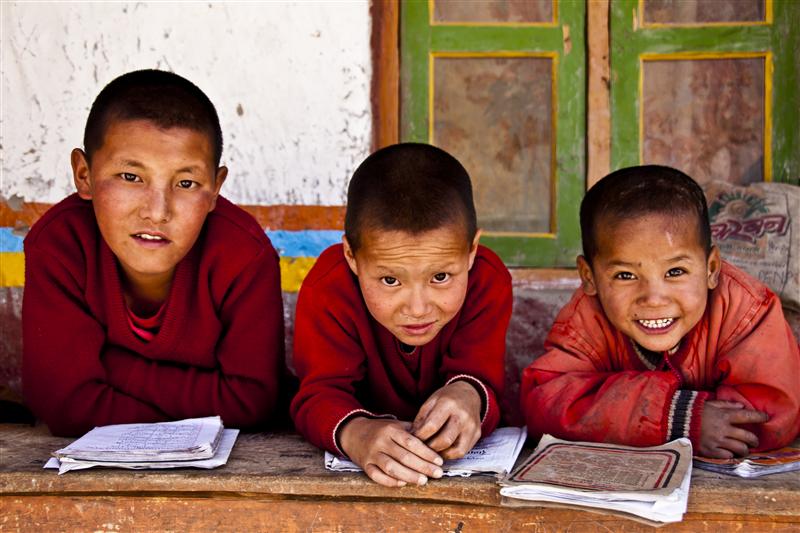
[{"x1": 1, "y1": 424, "x2": 798, "y2": 532}]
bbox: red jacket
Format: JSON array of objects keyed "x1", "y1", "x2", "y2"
[
  {"x1": 290, "y1": 244, "x2": 512, "y2": 455},
  {"x1": 521, "y1": 261, "x2": 800, "y2": 451},
  {"x1": 23, "y1": 194, "x2": 285, "y2": 436}
]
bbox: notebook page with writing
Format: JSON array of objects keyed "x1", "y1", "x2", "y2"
[
  {"x1": 45, "y1": 428, "x2": 239, "y2": 474},
  {"x1": 54, "y1": 416, "x2": 224, "y2": 462},
  {"x1": 325, "y1": 426, "x2": 526, "y2": 477}
]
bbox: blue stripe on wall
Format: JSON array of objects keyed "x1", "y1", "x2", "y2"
[
  {"x1": 266, "y1": 230, "x2": 342, "y2": 257},
  {"x1": 0, "y1": 227, "x2": 344, "y2": 257},
  {"x1": 0, "y1": 228, "x2": 24, "y2": 252}
]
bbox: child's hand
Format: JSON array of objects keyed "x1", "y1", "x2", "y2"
[
  {"x1": 699, "y1": 400, "x2": 770, "y2": 458},
  {"x1": 411, "y1": 380, "x2": 482, "y2": 460},
  {"x1": 339, "y1": 417, "x2": 444, "y2": 487}
]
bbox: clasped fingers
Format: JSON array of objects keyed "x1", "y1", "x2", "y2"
[{"x1": 341, "y1": 418, "x2": 444, "y2": 487}]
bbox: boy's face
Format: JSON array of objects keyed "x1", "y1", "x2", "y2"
[
  {"x1": 72, "y1": 119, "x2": 227, "y2": 295},
  {"x1": 344, "y1": 224, "x2": 480, "y2": 346},
  {"x1": 577, "y1": 212, "x2": 721, "y2": 353}
]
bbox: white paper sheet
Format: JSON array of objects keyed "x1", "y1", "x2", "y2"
[
  {"x1": 45, "y1": 428, "x2": 239, "y2": 474},
  {"x1": 500, "y1": 464, "x2": 691, "y2": 523},
  {"x1": 325, "y1": 426, "x2": 527, "y2": 477},
  {"x1": 54, "y1": 416, "x2": 223, "y2": 462}
]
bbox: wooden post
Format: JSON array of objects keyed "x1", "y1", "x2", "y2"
[
  {"x1": 370, "y1": 0, "x2": 400, "y2": 150},
  {"x1": 587, "y1": 0, "x2": 611, "y2": 188}
]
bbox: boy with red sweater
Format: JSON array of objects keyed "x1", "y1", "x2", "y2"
[
  {"x1": 291, "y1": 143, "x2": 512, "y2": 487},
  {"x1": 23, "y1": 70, "x2": 285, "y2": 436},
  {"x1": 521, "y1": 166, "x2": 800, "y2": 458}
]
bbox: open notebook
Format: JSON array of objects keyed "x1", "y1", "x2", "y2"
[
  {"x1": 44, "y1": 416, "x2": 238, "y2": 474},
  {"x1": 325, "y1": 426, "x2": 527, "y2": 477}
]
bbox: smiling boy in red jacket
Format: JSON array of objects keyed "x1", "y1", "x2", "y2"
[
  {"x1": 521, "y1": 165, "x2": 800, "y2": 458},
  {"x1": 291, "y1": 143, "x2": 513, "y2": 487},
  {"x1": 23, "y1": 70, "x2": 285, "y2": 436}
]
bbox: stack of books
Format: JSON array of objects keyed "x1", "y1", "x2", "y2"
[
  {"x1": 500, "y1": 435, "x2": 693, "y2": 524},
  {"x1": 694, "y1": 446, "x2": 800, "y2": 478},
  {"x1": 45, "y1": 416, "x2": 238, "y2": 474}
]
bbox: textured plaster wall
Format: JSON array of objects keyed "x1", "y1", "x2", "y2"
[{"x1": 1, "y1": 1, "x2": 372, "y2": 205}]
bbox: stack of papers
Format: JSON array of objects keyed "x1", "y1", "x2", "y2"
[
  {"x1": 500, "y1": 435, "x2": 692, "y2": 524},
  {"x1": 325, "y1": 426, "x2": 527, "y2": 477},
  {"x1": 694, "y1": 446, "x2": 800, "y2": 478},
  {"x1": 45, "y1": 416, "x2": 238, "y2": 475}
]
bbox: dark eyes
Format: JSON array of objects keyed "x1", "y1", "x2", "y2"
[
  {"x1": 613, "y1": 269, "x2": 687, "y2": 280},
  {"x1": 432, "y1": 272, "x2": 450, "y2": 283},
  {"x1": 380, "y1": 273, "x2": 451, "y2": 286},
  {"x1": 666, "y1": 268, "x2": 686, "y2": 277},
  {"x1": 119, "y1": 174, "x2": 197, "y2": 189},
  {"x1": 381, "y1": 276, "x2": 399, "y2": 287}
]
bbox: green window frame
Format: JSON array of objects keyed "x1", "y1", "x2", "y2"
[
  {"x1": 610, "y1": 0, "x2": 799, "y2": 184},
  {"x1": 400, "y1": 0, "x2": 586, "y2": 267}
]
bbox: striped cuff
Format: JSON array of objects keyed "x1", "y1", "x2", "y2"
[
  {"x1": 666, "y1": 390, "x2": 709, "y2": 445},
  {"x1": 446, "y1": 374, "x2": 490, "y2": 425},
  {"x1": 331, "y1": 409, "x2": 397, "y2": 457}
]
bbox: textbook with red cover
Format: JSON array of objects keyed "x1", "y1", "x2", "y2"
[
  {"x1": 694, "y1": 446, "x2": 800, "y2": 478},
  {"x1": 499, "y1": 435, "x2": 693, "y2": 524}
]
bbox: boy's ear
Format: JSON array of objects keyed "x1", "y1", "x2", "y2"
[
  {"x1": 342, "y1": 236, "x2": 359, "y2": 276},
  {"x1": 467, "y1": 229, "x2": 482, "y2": 270},
  {"x1": 208, "y1": 166, "x2": 228, "y2": 212},
  {"x1": 706, "y1": 245, "x2": 722, "y2": 289},
  {"x1": 71, "y1": 149, "x2": 93, "y2": 200},
  {"x1": 576, "y1": 255, "x2": 598, "y2": 296}
]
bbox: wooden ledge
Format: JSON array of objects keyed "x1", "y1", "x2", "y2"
[{"x1": 2, "y1": 424, "x2": 799, "y2": 531}]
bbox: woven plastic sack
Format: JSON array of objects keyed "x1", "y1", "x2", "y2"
[{"x1": 705, "y1": 181, "x2": 799, "y2": 310}]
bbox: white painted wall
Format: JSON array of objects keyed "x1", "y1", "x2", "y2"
[{"x1": 0, "y1": 1, "x2": 372, "y2": 206}]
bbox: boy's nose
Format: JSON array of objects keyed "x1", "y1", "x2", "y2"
[
  {"x1": 403, "y1": 286, "x2": 433, "y2": 318},
  {"x1": 139, "y1": 187, "x2": 172, "y2": 223},
  {"x1": 637, "y1": 280, "x2": 670, "y2": 306}
]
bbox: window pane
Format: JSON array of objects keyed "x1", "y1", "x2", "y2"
[
  {"x1": 433, "y1": 56, "x2": 553, "y2": 232},
  {"x1": 644, "y1": 0, "x2": 765, "y2": 24},
  {"x1": 433, "y1": 0, "x2": 553, "y2": 24},
  {"x1": 642, "y1": 58, "x2": 765, "y2": 185}
]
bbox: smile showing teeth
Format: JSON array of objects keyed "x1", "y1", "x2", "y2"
[
  {"x1": 638, "y1": 318, "x2": 674, "y2": 329},
  {"x1": 135, "y1": 233, "x2": 165, "y2": 241}
]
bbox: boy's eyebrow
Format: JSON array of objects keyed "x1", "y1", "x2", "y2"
[
  {"x1": 119, "y1": 159, "x2": 147, "y2": 169},
  {"x1": 175, "y1": 164, "x2": 205, "y2": 174},
  {"x1": 606, "y1": 260, "x2": 638, "y2": 268},
  {"x1": 606, "y1": 255, "x2": 694, "y2": 268},
  {"x1": 373, "y1": 264, "x2": 406, "y2": 275},
  {"x1": 374, "y1": 262, "x2": 461, "y2": 274},
  {"x1": 666, "y1": 255, "x2": 693, "y2": 263},
  {"x1": 117, "y1": 160, "x2": 204, "y2": 174}
]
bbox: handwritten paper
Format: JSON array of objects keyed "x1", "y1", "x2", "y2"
[
  {"x1": 325, "y1": 426, "x2": 527, "y2": 477},
  {"x1": 46, "y1": 429, "x2": 239, "y2": 475}
]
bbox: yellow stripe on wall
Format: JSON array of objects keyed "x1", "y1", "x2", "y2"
[
  {"x1": 0, "y1": 252, "x2": 25, "y2": 287},
  {"x1": 279, "y1": 256, "x2": 317, "y2": 292},
  {"x1": 0, "y1": 252, "x2": 317, "y2": 292}
]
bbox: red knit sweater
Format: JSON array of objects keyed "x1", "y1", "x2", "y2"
[
  {"x1": 23, "y1": 194, "x2": 285, "y2": 436},
  {"x1": 290, "y1": 243, "x2": 513, "y2": 455}
]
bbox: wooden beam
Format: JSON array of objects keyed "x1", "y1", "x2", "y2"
[
  {"x1": 3, "y1": 427, "x2": 800, "y2": 530},
  {"x1": 4, "y1": 496, "x2": 799, "y2": 532},
  {"x1": 370, "y1": 0, "x2": 400, "y2": 150},
  {"x1": 587, "y1": 0, "x2": 611, "y2": 188}
]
